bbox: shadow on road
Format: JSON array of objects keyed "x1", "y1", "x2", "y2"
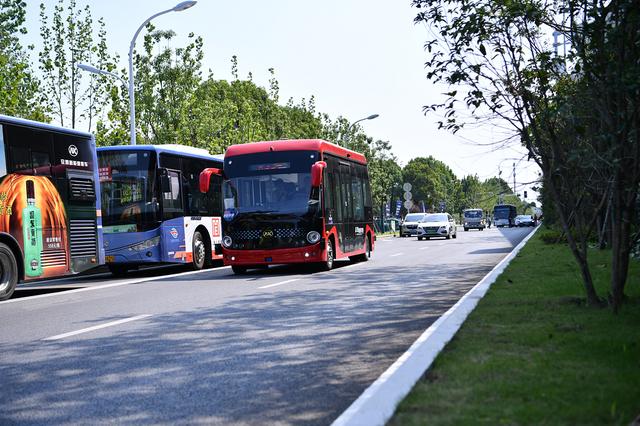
[{"x1": 0, "y1": 256, "x2": 497, "y2": 425}]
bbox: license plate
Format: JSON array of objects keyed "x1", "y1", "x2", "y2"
[
  {"x1": 106, "y1": 255, "x2": 115, "y2": 263},
  {"x1": 264, "y1": 257, "x2": 272, "y2": 262}
]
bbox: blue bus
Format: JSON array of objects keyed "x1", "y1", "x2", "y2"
[
  {"x1": 97, "y1": 145, "x2": 223, "y2": 275},
  {"x1": 0, "y1": 115, "x2": 104, "y2": 300},
  {"x1": 493, "y1": 204, "x2": 517, "y2": 227}
]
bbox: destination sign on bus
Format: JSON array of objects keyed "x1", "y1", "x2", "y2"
[{"x1": 248, "y1": 162, "x2": 290, "y2": 171}]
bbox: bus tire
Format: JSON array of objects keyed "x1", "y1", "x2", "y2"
[
  {"x1": 0, "y1": 242, "x2": 18, "y2": 301},
  {"x1": 320, "y1": 239, "x2": 335, "y2": 271},
  {"x1": 232, "y1": 265, "x2": 247, "y2": 274},
  {"x1": 108, "y1": 264, "x2": 129, "y2": 277},
  {"x1": 192, "y1": 231, "x2": 207, "y2": 270}
]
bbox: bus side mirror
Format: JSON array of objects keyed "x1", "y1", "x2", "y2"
[
  {"x1": 199, "y1": 167, "x2": 222, "y2": 193},
  {"x1": 311, "y1": 161, "x2": 327, "y2": 187},
  {"x1": 159, "y1": 168, "x2": 171, "y2": 193}
]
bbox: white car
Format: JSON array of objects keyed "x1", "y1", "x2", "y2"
[
  {"x1": 515, "y1": 215, "x2": 535, "y2": 227},
  {"x1": 416, "y1": 213, "x2": 458, "y2": 240},
  {"x1": 400, "y1": 213, "x2": 427, "y2": 237}
]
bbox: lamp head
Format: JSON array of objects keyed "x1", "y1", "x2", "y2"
[
  {"x1": 366, "y1": 114, "x2": 379, "y2": 120},
  {"x1": 76, "y1": 63, "x2": 101, "y2": 74},
  {"x1": 173, "y1": 1, "x2": 197, "y2": 11}
]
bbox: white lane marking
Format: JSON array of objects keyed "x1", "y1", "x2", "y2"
[
  {"x1": 258, "y1": 278, "x2": 300, "y2": 289},
  {"x1": 1, "y1": 266, "x2": 231, "y2": 305},
  {"x1": 43, "y1": 314, "x2": 152, "y2": 341},
  {"x1": 419, "y1": 247, "x2": 429, "y2": 250},
  {"x1": 390, "y1": 253, "x2": 403, "y2": 257}
]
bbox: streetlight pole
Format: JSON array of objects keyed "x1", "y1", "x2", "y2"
[
  {"x1": 342, "y1": 114, "x2": 379, "y2": 146},
  {"x1": 127, "y1": 1, "x2": 197, "y2": 145}
]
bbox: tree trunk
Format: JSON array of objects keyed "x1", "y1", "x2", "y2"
[
  {"x1": 547, "y1": 177, "x2": 602, "y2": 306},
  {"x1": 610, "y1": 188, "x2": 634, "y2": 313}
]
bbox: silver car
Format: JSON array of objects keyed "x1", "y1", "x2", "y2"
[
  {"x1": 416, "y1": 213, "x2": 458, "y2": 240},
  {"x1": 400, "y1": 213, "x2": 427, "y2": 237}
]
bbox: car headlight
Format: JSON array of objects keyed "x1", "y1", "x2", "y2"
[
  {"x1": 128, "y1": 236, "x2": 160, "y2": 252},
  {"x1": 222, "y1": 236, "x2": 233, "y2": 248},
  {"x1": 307, "y1": 231, "x2": 321, "y2": 244},
  {"x1": 439, "y1": 226, "x2": 447, "y2": 230}
]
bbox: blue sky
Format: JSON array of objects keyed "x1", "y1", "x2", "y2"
[{"x1": 22, "y1": 0, "x2": 541, "y2": 198}]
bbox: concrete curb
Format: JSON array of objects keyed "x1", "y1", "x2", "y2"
[{"x1": 331, "y1": 226, "x2": 541, "y2": 426}]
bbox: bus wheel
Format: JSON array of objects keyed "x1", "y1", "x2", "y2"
[
  {"x1": 320, "y1": 239, "x2": 335, "y2": 271},
  {"x1": 192, "y1": 231, "x2": 206, "y2": 270},
  {"x1": 232, "y1": 265, "x2": 247, "y2": 275},
  {"x1": 0, "y1": 243, "x2": 18, "y2": 301},
  {"x1": 108, "y1": 264, "x2": 129, "y2": 277},
  {"x1": 350, "y1": 236, "x2": 371, "y2": 262}
]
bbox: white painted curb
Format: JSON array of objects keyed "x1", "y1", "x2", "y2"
[{"x1": 332, "y1": 226, "x2": 541, "y2": 426}]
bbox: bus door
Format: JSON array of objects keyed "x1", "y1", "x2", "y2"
[
  {"x1": 339, "y1": 162, "x2": 354, "y2": 253},
  {"x1": 160, "y1": 168, "x2": 186, "y2": 262}
]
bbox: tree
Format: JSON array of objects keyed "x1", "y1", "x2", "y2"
[
  {"x1": 411, "y1": 0, "x2": 640, "y2": 308},
  {"x1": 38, "y1": 0, "x2": 115, "y2": 130},
  {"x1": 402, "y1": 156, "x2": 459, "y2": 213},
  {"x1": 0, "y1": 0, "x2": 45, "y2": 120}
]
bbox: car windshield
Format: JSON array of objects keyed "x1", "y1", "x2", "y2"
[
  {"x1": 518, "y1": 215, "x2": 532, "y2": 220},
  {"x1": 223, "y1": 150, "x2": 319, "y2": 215},
  {"x1": 464, "y1": 210, "x2": 482, "y2": 218},
  {"x1": 404, "y1": 214, "x2": 425, "y2": 222},
  {"x1": 424, "y1": 214, "x2": 448, "y2": 222}
]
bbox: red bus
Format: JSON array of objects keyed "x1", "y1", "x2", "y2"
[{"x1": 203, "y1": 139, "x2": 374, "y2": 273}]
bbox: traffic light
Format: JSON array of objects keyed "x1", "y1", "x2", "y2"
[{"x1": 524, "y1": 190, "x2": 528, "y2": 199}]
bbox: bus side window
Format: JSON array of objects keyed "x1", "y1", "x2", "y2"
[
  {"x1": 352, "y1": 174, "x2": 364, "y2": 222},
  {"x1": 324, "y1": 171, "x2": 334, "y2": 223},
  {"x1": 332, "y1": 171, "x2": 342, "y2": 223},
  {"x1": 10, "y1": 146, "x2": 31, "y2": 173},
  {"x1": 162, "y1": 170, "x2": 183, "y2": 220},
  {"x1": 340, "y1": 164, "x2": 352, "y2": 222}
]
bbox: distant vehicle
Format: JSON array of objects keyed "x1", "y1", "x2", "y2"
[
  {"x1": 463, "y1": 208, "x2": 485, "y2": 231},
  {"x1": 0, "y1": 114, "x2": 104, "y2": 300},
  {"x1": 515, "y1": 215, "x2": 535, "y2": 227},
  {"x1": 98, "y1": 145, "x2": 224, "y2": 275},
  {"x1": 416, "y1": 213, "x2": 458, "y2": 240},
  {"x1": 493, "y1": 204, "x2": 517, "y2": 227},
  {"x1": 400, "y1": 213, "x2": 426, "y2": 237}
]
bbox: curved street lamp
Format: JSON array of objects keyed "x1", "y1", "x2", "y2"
[
  {"x1": 77, "y1": 1, "x2": 197, "y2": 146},
  {"x1": 127, "y1": 1, "x2": 197, "y2": 145},
  {"x1": 342, "y1": 114, "x2": 379, "y2": 146}
]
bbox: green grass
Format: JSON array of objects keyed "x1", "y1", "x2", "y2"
[{"x1": 390, "y1": 233, "x2": 640, "y2": 425}]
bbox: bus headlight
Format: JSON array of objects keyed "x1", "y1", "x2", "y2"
[
  {"x1": 306, "y1": 231, "x2": 321, "y2": 244},
  {"x1": 222, "y1": 236, "x2": 233, "y2": 248},
  {"x1": 128, "y1": 236, "x2": 160, "y2": 252}
]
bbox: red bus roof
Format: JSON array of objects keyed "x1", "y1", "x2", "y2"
[{"x1": 224, "y1": 139, "x2": 367, "y2": 164}]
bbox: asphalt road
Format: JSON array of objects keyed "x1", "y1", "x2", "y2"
[{"x1": 0, "y1": 225, "x2": 534, "y2": 425}]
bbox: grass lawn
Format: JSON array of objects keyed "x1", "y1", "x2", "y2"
[{"x1": 391, "y1": 232, "x2": 640, "y2": 425}]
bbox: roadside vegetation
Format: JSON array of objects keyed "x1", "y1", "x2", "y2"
[
  {"x1": 413, "y1": 0, "x2": 639, "y2": 312},
  {"x1": 391, "y1": 231, "x2": 640, "y2": 425}
]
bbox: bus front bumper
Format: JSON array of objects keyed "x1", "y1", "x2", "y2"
[{"x1": 223, "y1": 242, "x2": 325, "y2": 266}]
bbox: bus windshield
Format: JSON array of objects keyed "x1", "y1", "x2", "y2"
[
  {"x1": 99, "y1": 150, "x2": 159, "y2": 232},
  {"x1": 493, "y1": 206, "x2": 512, "y2": 219},
  {"x1": 464, "y1": 210, "x2": 482, "y2": 218},
  {"x1": 223, "y1": 151, "x2": 319, "y2": 215}
]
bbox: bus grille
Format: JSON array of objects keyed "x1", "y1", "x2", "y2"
[
  {"x1": 69, "y1": 178, "x2": 96, "y2": 200},
  {"x1": 69, "y1": 219, "x2": 97, "y2": 258},
  {"x1": 41, "y1": 250, "x2": 67, "y2": 267},
  {"x1": 230, "y1": 228, "x2": 305, "y2": 240}
]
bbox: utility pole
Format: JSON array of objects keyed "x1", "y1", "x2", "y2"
[{"x1": 513, "y1": 162, "x2": 516, "y2": 194}]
